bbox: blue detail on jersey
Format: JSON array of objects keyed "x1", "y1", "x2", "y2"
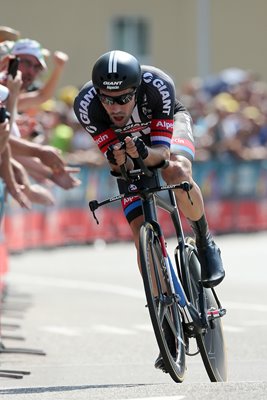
[
  {"x1": 151, "y1": 139, "x2": 171, "y2": 148},
  {"x1": 171, "y1": 144, "x2": 195, "y2": 158}
]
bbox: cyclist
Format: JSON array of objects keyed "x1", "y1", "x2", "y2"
[{"x1": 74, "y1": 50, "x2": 225, "y2": 288}]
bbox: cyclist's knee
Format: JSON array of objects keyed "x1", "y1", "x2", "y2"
[{"x1": 162, "y1": 154, "x2": 193, "y2": 184}]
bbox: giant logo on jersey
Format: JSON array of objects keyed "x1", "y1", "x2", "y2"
[
  {"x1": 143, "y1": 72, "x2": 172, "y2": 116},
  {"x1": 78, "y1": 86, "x2": 97, "y2": 134}
]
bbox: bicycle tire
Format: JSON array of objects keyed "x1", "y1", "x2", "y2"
[
  {"x1": 139, "y1": 222, "x2": 186, "y2": 383},
  {"x1": 185, "y1": 237, "x2": 227, "y2": 382}
]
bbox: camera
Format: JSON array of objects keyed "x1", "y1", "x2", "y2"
[{"x1": 8, "y1": 57, "x2": 19, "y2": 79}]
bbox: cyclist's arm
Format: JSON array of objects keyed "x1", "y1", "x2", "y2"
[{"x1": 144, "y1": 144, "x2": 170, "y2": 166}]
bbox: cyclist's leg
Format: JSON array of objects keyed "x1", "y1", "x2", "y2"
[
  {"x1": 161, "y1": 111, "x2": 225, "y2": 288},
  {"x1": 120, "y1": 193, "x2": 143, "y2": 266}
]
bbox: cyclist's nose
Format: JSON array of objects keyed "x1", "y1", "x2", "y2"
[{"x1": 109, "y1": 103, "x2": 123, "y2": 112}]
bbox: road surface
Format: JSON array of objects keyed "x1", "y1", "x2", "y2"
[{"x1": 0, "y1": 232, "x2": 267, "y2": 399}]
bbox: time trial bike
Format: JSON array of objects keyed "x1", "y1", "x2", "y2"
[{"x1": 89, "y1": 153, "x2": 227, "y2": 383}]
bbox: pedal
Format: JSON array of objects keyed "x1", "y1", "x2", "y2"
[{"x1": 207, "y1": 307, "x2": 227, "y2": 320}]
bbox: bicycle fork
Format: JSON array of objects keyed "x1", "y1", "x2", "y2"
[{"x1": 157, "y1": 232, "x2": 203, "y2": 335}]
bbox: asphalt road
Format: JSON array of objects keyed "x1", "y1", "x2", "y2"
[{"x1": 0, "y1": 232, "x2": 267, "y2": 399}]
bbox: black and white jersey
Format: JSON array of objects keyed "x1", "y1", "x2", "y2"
[{"x1": 73, "y1": 65, "x2": 187, "y2": 155}]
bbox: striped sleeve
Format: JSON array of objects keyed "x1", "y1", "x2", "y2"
[{"x1": 150, "y1": 119, "x2": 173, "y2": 148}]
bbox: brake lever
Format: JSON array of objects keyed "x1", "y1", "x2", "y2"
[{"x1": 88, "y1": 200, "x2": 100, "y2": 224}]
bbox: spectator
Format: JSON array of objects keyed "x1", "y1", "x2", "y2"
[
  {"x1": 5, "y1": 38, "x2": 81, "y2": 191},
  {"x1": 227, "y1": 106, "x2": 267, "y2": 160},
  {"x1": 10, "y1": 38, "x2": 69, "y2": 112}
]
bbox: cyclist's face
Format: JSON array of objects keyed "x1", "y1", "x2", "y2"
[{"x1": 98, "y1": 88, "x2": 136, "y2": 127}]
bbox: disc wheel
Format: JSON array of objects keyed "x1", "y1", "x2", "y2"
[{"x1": 185, "y1": 237, "x2": 227, "y2": 382}]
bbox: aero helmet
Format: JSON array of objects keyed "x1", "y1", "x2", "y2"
[{"x1": 92, "y1": 50, "x2": 141, "y2": 91}]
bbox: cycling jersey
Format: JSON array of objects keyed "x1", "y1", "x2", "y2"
[
  {"x1": 74, "y1": 65, "x2": 195, "y2": 223},
  {"x1": 74, "y1": 65, "x2": 195, "y2": 160}
]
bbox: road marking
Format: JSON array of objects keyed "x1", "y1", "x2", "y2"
[
  {"x1": 40, "y1": 326, "x2": 82, "y2": 336},
  {"x1": 92, "y1": 324, "x2": 135, "y2": 335},
  {"x1": 243, "y1": 320, "x2": 267, "y2": 326},
  {"x1": 7, "y1": 273, "x2": 267, "y2": 313},
  {"x1": 119, "y1": 397, "x2": 185, "y2": 400},
  {"x1": 7, "y1": 273, "x2": 145, "y2": 299},
  {"x1": 224, "y1": 301, "x2": 267, "y2": 312},
  {"x1": 134, "y1": 324, "x2": 153, "y2": 332},
  {"x1": 223, "y1": 325, "x2": 245, "y2": 333}
]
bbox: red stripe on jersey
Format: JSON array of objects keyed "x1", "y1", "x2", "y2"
[
  {"x1": 172, "y1": 137, "x2": 195, "y2": 152},
  {"x1": 94, "y1": 129, "x2": 118, "y2": 153}
]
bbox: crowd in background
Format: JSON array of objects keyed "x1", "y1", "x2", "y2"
[
  {"x1": 1, "y1": 25, "x2": 267, "y2": 217},
  {"x1": 180, "y1": 69, "x2": 267, "y2": 162},
  {"x1": 0, "y1": 25, "x2": 82, "y2": 214}
]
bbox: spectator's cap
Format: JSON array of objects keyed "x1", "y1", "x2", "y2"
[
  {"x1": 40, "y1": 99, "x2": 67, "y2": 117},
  {"x1": 242, "y1": 106, "x2": 263, "y2": 124},
  {"x1": 220, "y1": 68, "x2": 249, "y2": 86},
  {"x1": 57, "y1": 85, "x2": 78, "y2": 106},
  {"x1": 0, "y1": 40, "x2": 14, "y2": 59},
  {"x1": 213, "y1": 92, "x2": 239, "y2": 113},
  {"x1": 11, "y1": 39, "x2": 47, "y2": 69},
  {"x1": 0, "y1": 26, "x2": 20, "y2": 43},
  {"x1": 40, "y1": 99, "x2": 57, "y2": 112}
]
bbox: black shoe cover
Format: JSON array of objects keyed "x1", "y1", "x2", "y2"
[{"x1": 197, "y1": 240, "x2": 225, "y2": 288}]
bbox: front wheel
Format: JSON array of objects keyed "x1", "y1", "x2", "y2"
[
  {"x1": 139, "y1": 222, "x2": 186, "y2": 383},
  {"x1": 185, "y1": 237, "x2": 227, "y2": 382}
]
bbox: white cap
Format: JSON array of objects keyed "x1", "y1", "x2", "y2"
[
  {"x1": 11, "y1": 38, "x2": 47, "y2": 69},
  {"x1": 0, "y1": 84, "x2": 9, "y2": 102}
]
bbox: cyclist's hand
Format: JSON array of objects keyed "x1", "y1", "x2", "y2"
[
  {"x1": 106, "y1": 142, "x2": 126, "y2": 166},
  {"x1": 125, "y1": 136, "x2": 148, "y2": 159}
]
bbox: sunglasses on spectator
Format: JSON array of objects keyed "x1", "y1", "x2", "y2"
[
  {"x1": 19, "y1": 58, "x2": 43, "y2": 72},
  {"x1": 98, "y1": 90, "x2": 136, "y2": 105}
]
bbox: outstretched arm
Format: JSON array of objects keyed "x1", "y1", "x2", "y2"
[
  {"x1": 17, "y1": 51, "x2": 69, "y2": 112},
  {"x1": 0, "y1": 144, "x2": 31, "y2": 209}
]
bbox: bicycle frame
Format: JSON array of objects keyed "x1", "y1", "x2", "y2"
[
  {"x1": 89, "y1": 165, "x2": 206, "y2": 334},
  {"x1": 89, "y1": 156, "x2": 227, "y2": 382},
  {"x1": 141, "y1": 182, "x2": 206, "y2": 334}
]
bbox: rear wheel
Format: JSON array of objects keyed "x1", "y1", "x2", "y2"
[
  {"x1": 185, "y1": 237, "x2": 227, "y2": 382},
  {"x1": 139, "y1": 222, "x2": 186, "y2": 383}
]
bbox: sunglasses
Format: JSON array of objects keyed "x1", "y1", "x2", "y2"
[{"x1": 98, "y1": 90, "x2": 136, "y2": 105}]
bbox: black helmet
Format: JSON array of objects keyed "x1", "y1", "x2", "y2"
[{"x1": 92, "y1": 50, "x2": 141, "y2": 91}]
